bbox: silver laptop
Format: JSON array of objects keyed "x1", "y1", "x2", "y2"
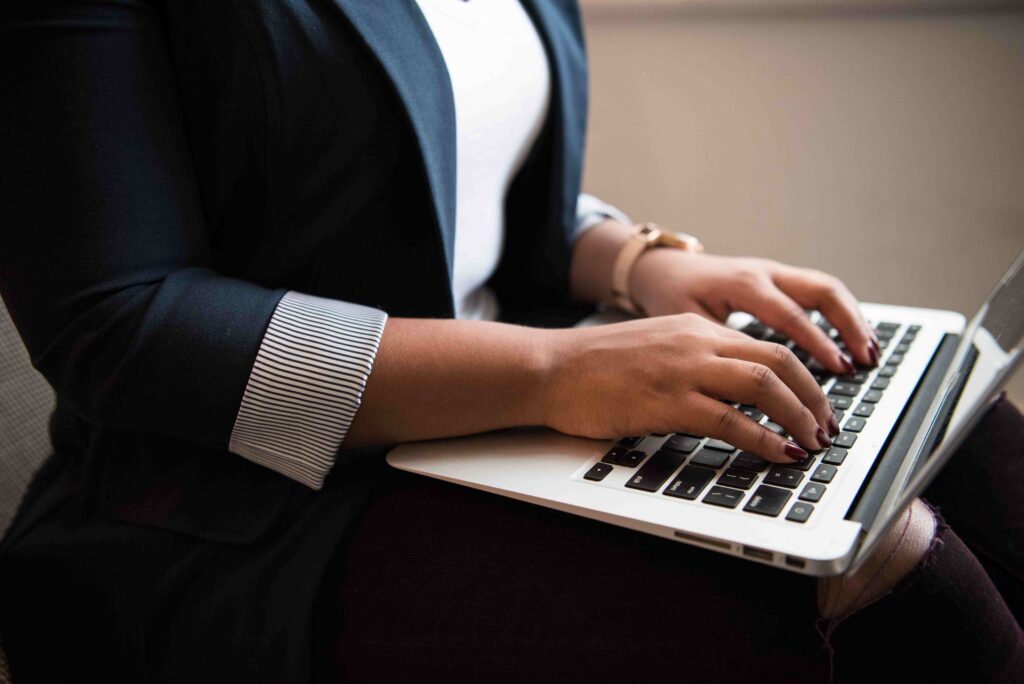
[{"x1": 387, "y1": 250, "x2": 1024, "y2": 577}]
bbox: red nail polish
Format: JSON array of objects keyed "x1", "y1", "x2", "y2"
[
  {"x1": 838, "y1": 352, "x2": 855, "y2": 374},
  {"x1": 868, "y1": 345, "x2": 879, "y2": 367},
  {"x1": 816, "y1": 427, "x2": 831, "y2": 450},
  {"x1": 828, "y1": 414, "x2": 840, "y2": 436},
  {"x1": 784, "y1": 441, "x2": 808, "y2": 461}
]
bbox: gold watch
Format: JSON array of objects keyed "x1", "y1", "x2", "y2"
[{"x1": 610, "y1": 222, "x2": 704, "y2": 316}]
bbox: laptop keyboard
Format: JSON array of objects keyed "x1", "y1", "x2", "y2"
[{"x1": 582, "y1": 315, "x2": 922, "y2": 524}]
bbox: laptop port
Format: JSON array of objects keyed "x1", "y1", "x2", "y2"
[
  {"x1": 742, "y1": 545, "x2": 773, "y2": 562},
  {"x1": 785, "y1": 555, "x2": 806, "y2": 569},
  {"x1": 673, "y1": 530, "x2": 731, "y2": 550}
]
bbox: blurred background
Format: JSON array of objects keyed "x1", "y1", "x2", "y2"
[{"x1": 578, "y1": 0, "x2": 1024, "y2": 404}]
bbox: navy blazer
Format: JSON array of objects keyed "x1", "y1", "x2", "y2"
[{"x1": 0, "y1": 1, "x2": 590, "y2": 681}]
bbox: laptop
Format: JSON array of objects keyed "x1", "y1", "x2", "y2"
[{"x1": 387, "y1": 250, "x2": 1024, "y2": 577}]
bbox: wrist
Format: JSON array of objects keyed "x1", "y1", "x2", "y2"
[
  {"x1": 630, "y1": 246, "x2": 702, "y2": 317},
  {"x1": 524, "y1": 325, "x2": 565, "y2": 428},
  {"x1": 534, "y1": 326, "x2": 574, "y2": 431},
  {"x1": 609, "y1": 223, "x2": 704, "y2": 316}
]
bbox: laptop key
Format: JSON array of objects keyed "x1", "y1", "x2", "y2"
[
  {"x1": 763, "y1": 421, "x2": 787, "y2": 435},
  {"x1": 625, "y1": 449, "x2": 687, "y2": 492},
  {"x1": 703, "y1": 485, "x2": 745, "y2": 509},
  {"x1": 602, "y1": 447, "x2": 628, "y2": 465},
  {"x1": 853, "y1": 403, "x2": 875, "y2": 418},
  {"x1": 833, "y1": 432, "x2": 858, "y2": 448},
  {"x1": 584, "y1": 463, "x2": 613, "y2": 481},
  {"x1": 862, "y1": 390, "x2": 884, "y2": 404},
  {"x1": 743, "y1": 485, "x2": 792, "y2": 517},
  {"x1": 786, "y1": 455, "x2": 817, "y2": 472},
  {"x1": 690, "y1": 448, "x2": 731, "y2": 469},
  {"x1": 742, "y1": 321, "x2": 770, "y2": 339},
  {"x1": 663, "y1": 435, "x2": 701, "y2": 454},
  {"x1": 886, "y1": 353, "x2": 905, "y2": 366},
  {"x1": 664, "y1": 465, "x2": 717, "y2": 500},
  {"x1": 617, "y1": 450, "x2": 647, "y2": 468},
  {"x1": 617, "y1": 436, "x2": 643, "y2": 448},
  {"x1": 704, "y1": 439, "x2": 736, "y2": 452},
  {"x1": 765, "y1": 466, "x2": 804, "y2": 489},
  {"x1": 871, "y1": 377, "x2": 891, "y2": 391},
  {"x1": 837, "y1": 371, "x2": 869, "y2": 384},
  {"x1": 878, "y1": 365, "x2": 897, "y2": 378},
  {"x1": 843, "y1": 417, "x2": 867, "y2": 433},
  {"x1": 830, "y1": 382, "x2": 860, "y2": 397},
  {"x1": 732, "y1": 451, "x2": 769, "y2": 472},
  {"x1": 811, "y1": 464, "x2": 839, "y2": 483},
  {"x1": 829, "y1": 395, "x2": 853, "y2": 410},
  {"x1": 823, "y1": 447, "x2": 848, "y2": 465},
  {"x1": 739, "y1": 405, "x2": 765, "y2": 422},
  {"x1": 894, "y1": 342, "x2": 911, "y2": 354},
  {"x1": 718, "y1": 467, "x2": 758, "y2": 490},
  {"x1": 799, "y1": 482, "x2": 826, "y2": 502},
  {"x1": 786, "y1": 502, "x2": 815, "y2": 523}
]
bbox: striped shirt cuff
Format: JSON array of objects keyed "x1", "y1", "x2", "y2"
[
  {"x1": 228, "y1": 290, "x2": 388, "y2": 490},
  {"x1": 573, "y1": 192, "x2": 632, "y2": 243}
]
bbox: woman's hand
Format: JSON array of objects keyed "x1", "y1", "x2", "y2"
[
  {"x1": 630, "y1": 247, "x2": 880, "y2": 375},
  {"x1": 541, "y1": 313, "x2": 839, "y2": 463}
]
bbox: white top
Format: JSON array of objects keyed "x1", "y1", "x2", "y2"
[
  {"x1": 229, "y1": 2, "x2": 632, "y2": 490},
  {"x1": 414, "y1": 0, "x2": 552, "y2": 321}
]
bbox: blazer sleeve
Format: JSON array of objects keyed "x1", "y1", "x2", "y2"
[
  {"x1": 0, "y1": 2, "x2": 386, "y2": 491},
  {"x1": 573, "y1": 193, "x2": 632, "y2": 242}
]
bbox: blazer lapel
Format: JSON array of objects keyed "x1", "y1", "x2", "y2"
[
  {"x1": 328, "y1": 0, "x2": 458, "y2": 290},
  {"x1": 518, "y1": 0, "x2": 588, "y2": 246},
  {"x1": 326, "y1": 0, "x2": 588, "y2": 304}
]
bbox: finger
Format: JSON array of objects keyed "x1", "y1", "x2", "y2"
[
  {"x1": 687, "y1": 301, "x2": 724, "y2": 323},
  {"x1": 773, "y1": 267, "x2": 877, "y2": 367},
  {"x1": 746, "y1": 282, "x2": 854, "y2": 375},
  {"x1": 696, "y1": 358, "x2": 831, "y2": 452},
  {"x1": 682, "y1": 393, "x2": 813, "y2": 465},
  {"x1": 717, "y1": 338, "x2": 839, "y2": 436}
]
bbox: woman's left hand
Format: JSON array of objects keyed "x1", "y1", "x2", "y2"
[{"x1": 629, "y1": 246, "x2": 880, "y2": 376}]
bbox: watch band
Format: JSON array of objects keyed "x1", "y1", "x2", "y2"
[{"x1": 610, "y1": 222, "x2": 703, "y2": 316}]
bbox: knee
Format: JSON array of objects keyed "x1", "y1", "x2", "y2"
[{"x1": 817, "y1": 497, "x2": 938, "y2": 620}]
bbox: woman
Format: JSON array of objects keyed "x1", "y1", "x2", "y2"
[{"x1": 0, "y1": 1, "x2": 1021, "y2": 682}]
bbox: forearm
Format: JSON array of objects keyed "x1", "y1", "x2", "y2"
[
  {"x1": 568, "y1": 217, "x2": 634, "y2": 306},
  {"x1": 343, "y1": 317, "x2": 555, "y2": 447}
]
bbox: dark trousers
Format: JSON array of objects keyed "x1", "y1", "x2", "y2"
[{"x1": 311, "y1": 394, "x2": 1024, "y2": 682}]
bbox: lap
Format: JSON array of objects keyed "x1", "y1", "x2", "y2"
[
  {"x1": 311, "y1": 467, "x2": 832, "y2": 683},
  {"x1": 312, "y1": 395, "x2": 1024, "y2": 682},
  {"x1": 920, "y1": 393, "x2": 1024, "y2": 619}
]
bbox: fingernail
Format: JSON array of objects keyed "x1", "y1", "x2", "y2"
[
  {"x1": 838, "y1": 352, "x2": 855, "y2": 374},
  {"x1": 784, "y1": 441, "x2": 808, "y2": 461},
  {"x1": 868, "y1": 345, "x2": 879, "y2": 367},
  {"x1": 816, "y1": 427, "x2": 831, "y2": 450},
  {"x1": 828, "y1": 414, "x2": 840, "y2": 436}
]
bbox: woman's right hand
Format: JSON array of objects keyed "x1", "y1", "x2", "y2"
[{"x1": 540, "y1": 312, "x2": 840, "y2": 464}]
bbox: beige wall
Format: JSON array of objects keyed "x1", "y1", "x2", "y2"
[{"x1": 580, "y1": 2, "x2": 1024, "y2": 404}]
